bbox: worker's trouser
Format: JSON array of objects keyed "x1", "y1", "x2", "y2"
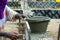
[{"x1": 0, "y1": 16, "x2": 6, "y2": 31}]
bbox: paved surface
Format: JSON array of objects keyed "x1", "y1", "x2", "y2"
[{"x1": 47, "y1": 19, "x2": 60, "y2": 40}]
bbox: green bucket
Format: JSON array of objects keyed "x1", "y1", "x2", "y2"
[{"x1": 26, "y1": 16, "x2": 51, "y2": 33}]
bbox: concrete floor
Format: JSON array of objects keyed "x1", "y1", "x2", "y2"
[{"x1": 47, "y1": 19, "x2": 60, "y2": 40}]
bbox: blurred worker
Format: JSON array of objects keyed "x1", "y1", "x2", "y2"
[
  {"x1": 0, "y1": 0, "x2": 27, "y2": 36},
  {"x1": 0, "y1": 0, "x2": 27, "y2": 39}
]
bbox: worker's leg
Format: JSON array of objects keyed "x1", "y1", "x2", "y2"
[{"x1": 0, "y1": 16, "x2": 6, "y2": 31}]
